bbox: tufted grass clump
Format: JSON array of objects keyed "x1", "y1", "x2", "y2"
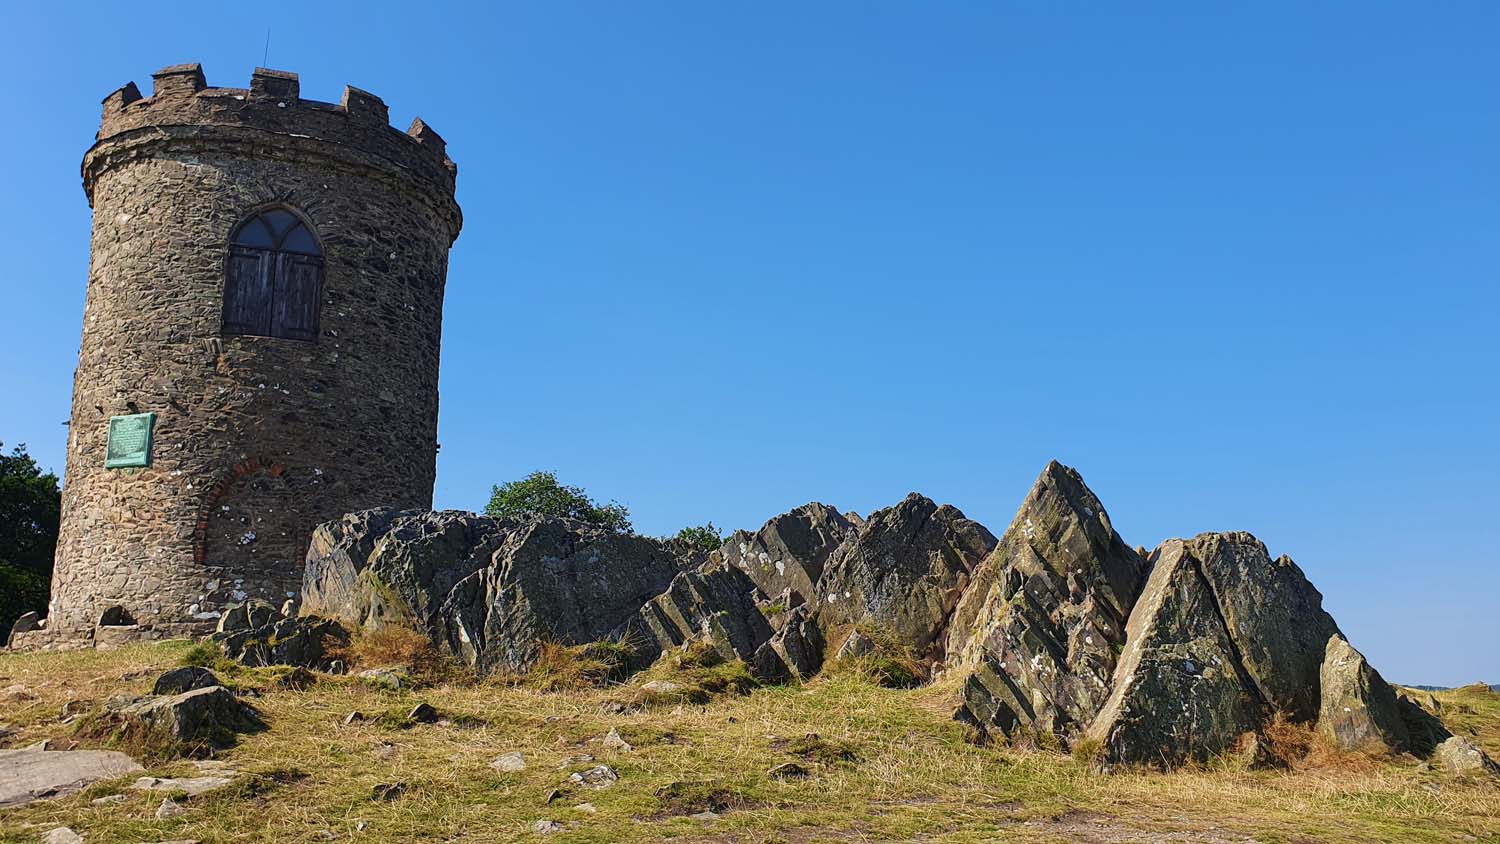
[
  {"x1": 518, "y1": 639, "x2": 636, "y2": 691},
  {"x1": 177, "y1": 641, "x2": 242, "y2": 676},
  {"x1": 622, "y1": 641, "x2": 758, "y2": 706},
  {"x1": 332, "y1": 624, "x2": 463, "y2": 685}
]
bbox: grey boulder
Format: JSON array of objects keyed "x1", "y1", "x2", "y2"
[
  {"x1": 1317, "y1": 635, "x2": 1410, "y2": 753},
  {"x1": 104, "y1": 686, "x2": 263, "y2": 746},
  {"x1": 1432, "y1": 736, "x2": 1500, "y2": 778},
  {"x1": 1087, "y1": 538, "x2": 1264, "y2": 766}
]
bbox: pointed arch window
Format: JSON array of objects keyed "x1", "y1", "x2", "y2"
[{"x1": 223, "y1": 208, "x2": 324, "y2": 341}]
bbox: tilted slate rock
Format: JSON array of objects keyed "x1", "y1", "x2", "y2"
[
  {"x1": 719, "y1": 504, "x2": 857, "y2": 607},
  {"x1": 814, "y1": 493, "x2": 996, "y2": 662},
  {"x1": 623, "y1": 564, "x2": 796, "y2": 680},
  {"x1": 299, "y1": 508, "x2": 406, "y2": 621},
  {"x1": 760, "y1": 605, "x2": 826, "y2": 680},
  {"x1": 1191, "y1": 532, "x2": 1339, "y2": 723},
  {"x1": 213, "y1": 615, "x2": 350, "y2": 670},
  {"x1": 215, "y1": 599, "x2": 278, "y2": 635},
  {"x1": 1318, "y1": 634, "x2": 1411, "y2": 753},
  {"x1": 946, "y1": 462, "x2": 1146, "y2": 740},
  {"x1": 1087, "y1": 539, "x2": 1264, "y2": 765}
]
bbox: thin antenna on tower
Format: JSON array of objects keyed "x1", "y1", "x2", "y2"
[{"x1": 263, "y1": 29, "x2": 271, "y2": 67}]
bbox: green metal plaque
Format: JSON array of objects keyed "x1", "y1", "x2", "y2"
[{"x1": 105, "y1": 412, "x2": 155, "y2": 469}]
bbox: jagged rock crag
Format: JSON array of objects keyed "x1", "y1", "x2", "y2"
[
  {"x1": 301, "y1": 510, "x2": 683, "y2": 675},
  {"x1": 290, "y1": 463, "x2": 1490, "y2": 771},
  {"x1": 944, "y1": 462, "x2": 1145, "y2": 740}
]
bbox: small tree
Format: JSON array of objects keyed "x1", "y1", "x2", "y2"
[
  {"x1": 484, "y1": 471, "x2": 632, "y2": 533},
  {"x1": 0, "y1": 442, "x2": 61, "y2": 634},
  {"x1": 672, "y1": 522, "x2": 725, "y2": 553}
]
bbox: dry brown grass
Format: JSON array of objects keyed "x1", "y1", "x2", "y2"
[
  {"x1": 1260, "y1": 713, "x2": 1388, "y2": 774},
  {"x1": 1, "y1": 642, "x2": 1496, "y2": 844},
  {"x1": 329, "y1": 625, "x2": 461, "y2": 685}
]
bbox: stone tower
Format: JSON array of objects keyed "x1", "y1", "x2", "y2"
[{"x1": 42, "y1": 64, "x2": 461, "y2": 645}]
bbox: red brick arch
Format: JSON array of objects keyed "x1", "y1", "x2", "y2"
[{"x1": 193, "y1": 457, "x2": 286, "y2": 564}]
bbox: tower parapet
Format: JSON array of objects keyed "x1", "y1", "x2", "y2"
[
  {"x1": 29, "y1": 63, "x2": 462, "y2": 648},
  {"x1": 86, "y1": 65, "x2": 460, "y2": 241}
]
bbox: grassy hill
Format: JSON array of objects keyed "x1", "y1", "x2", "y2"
[{"x1": 1, "y1": 640, "x2": 1497, "y2": 844}]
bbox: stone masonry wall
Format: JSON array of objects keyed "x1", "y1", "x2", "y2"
[{"x1": 43, "y1": 64, "x2": 462, "y2": 642}]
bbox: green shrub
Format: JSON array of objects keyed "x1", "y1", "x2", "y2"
[{"x1": 484, "y1": 471, "x2": 632, "y2": 533}]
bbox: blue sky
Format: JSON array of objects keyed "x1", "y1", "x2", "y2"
[{"x1": 1, "y1": 3, "x2": 1495, "y2": 685}]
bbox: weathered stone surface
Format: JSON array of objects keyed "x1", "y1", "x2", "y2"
[
  {"x1": 151, "y1": 667, "x2": 221, "y2": 696},
  {"x1": 213, "y1": 615, "x2": 349, "y2": 670},
  {"x1": 300, "y1": 508, "x2": 405, "y2": 620},
  {"x1": 48, "y1": 64, "x2": 462, "y2": 642},
  {"x1": 105, "y1": 686, "x2": 263, "y2": 745},
  {"x1": 1318, "y1": 635, "x2": 1409, "y2": 753},
  {"x1": 490, "y1": 752, "x2": 527, "y2": 772},
  {"x1": 1432, "y1": 736, "x2": 1500, "y2": 778},
  {"x1": 625, "y1": 564, "x2": 783, "y2": 679},
  {"x1": 1191, "y1": 533, "x2": 1339, "y2": 723},
  {"x1": 1087, "y1": 540, "x2": 1264, "y2": 766},
  {"x1": 947, "y1": 462, "x2": 1145, "y2": 740},
  {"x1": 755, "y1": 605, "x2": 826, "y2": 681},
  {"x1": 131, "y1": 774, "x2": 236, "y2": 796},
  {"x1": 815, "y1": 493, "x2": 996, "y2": 661},
  {"x1": 302, "y1": 509, "x2": 683, "y2": 675},
  {"x1": 44, "y1": 828, "x2": 83, "y2": 844},
  {"x1": 301, "y1": 509, "x2": 509, "y2": 629},
  {"x1": 719, "y1": 504, "x2": 857, "y2": 606},
  {"x1": 0, "y1": 749, "x2": 143, "y2": 807}
]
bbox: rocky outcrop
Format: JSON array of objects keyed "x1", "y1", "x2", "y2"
[
  {"x1": 626, "y1": 565, "x2": 778, "y2": 676},
  {"x1": 623, "y1": 564, "x2": 826, "y2": 682},
  {"x1": 283, "y1": 460, "x2": 1471, "y2": 770},
  {"x1": 1318, "y1": 635, "x2": 1410, "y2": 753},
  {"x1": 719, "y1": 504, "x2": 857, "y2": 606},
  {"x1": 1192, "y1": 533, "x2": 1339, "y2": 723},
  {"x1": 301, "y1": 509, "x2": 683, "y2": 675},
  {"x1": 814, "y1": 494, "x2": 996, "y2": 661},
  {"x1": 1087, "y1": 539, "x2": 1264, "y2": 765},
  {"x1": 301, "y1": 509, "x2": 511, "y2": 629},
  {"x1": 947, "y1": 462, "x2": 1146, "y2": 740}
]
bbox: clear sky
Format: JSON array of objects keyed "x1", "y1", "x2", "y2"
[{"x1": 1, "y1": 3, "x2": 1495, "y2": 686}]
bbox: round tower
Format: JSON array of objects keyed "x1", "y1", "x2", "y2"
[{"x1": 45, "y1": 64, "x2": 461, "y2": 644}]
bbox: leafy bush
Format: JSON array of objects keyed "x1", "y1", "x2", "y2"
[
  {"x1": 671, "y1": 522, "x2": 725, "y2": 552},
  {"x1": 484, "y1": 471, "x2": 632, "y2": 533},
  {"x1": 0, "y1": 442, "x2": 61, "y2": 635}
]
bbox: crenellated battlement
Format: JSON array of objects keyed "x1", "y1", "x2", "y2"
[{"x1": 88, "y1": 63, "x2": 458, "y2": 226}]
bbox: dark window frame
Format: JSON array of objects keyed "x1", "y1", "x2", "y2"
[{"x1": 221, "y1": 207, "x2": 325, "y2": 341}]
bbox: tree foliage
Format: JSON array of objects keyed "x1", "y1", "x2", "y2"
[
  {"x1": 672, "y1": 522, "x2": 725, "y2": 552},
  {"x1": 0, "y1": 442, "x2": 61, "y2": 635},
  {"x1": 484, "y1": 471, "x2": 632, "y2": 533}
]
